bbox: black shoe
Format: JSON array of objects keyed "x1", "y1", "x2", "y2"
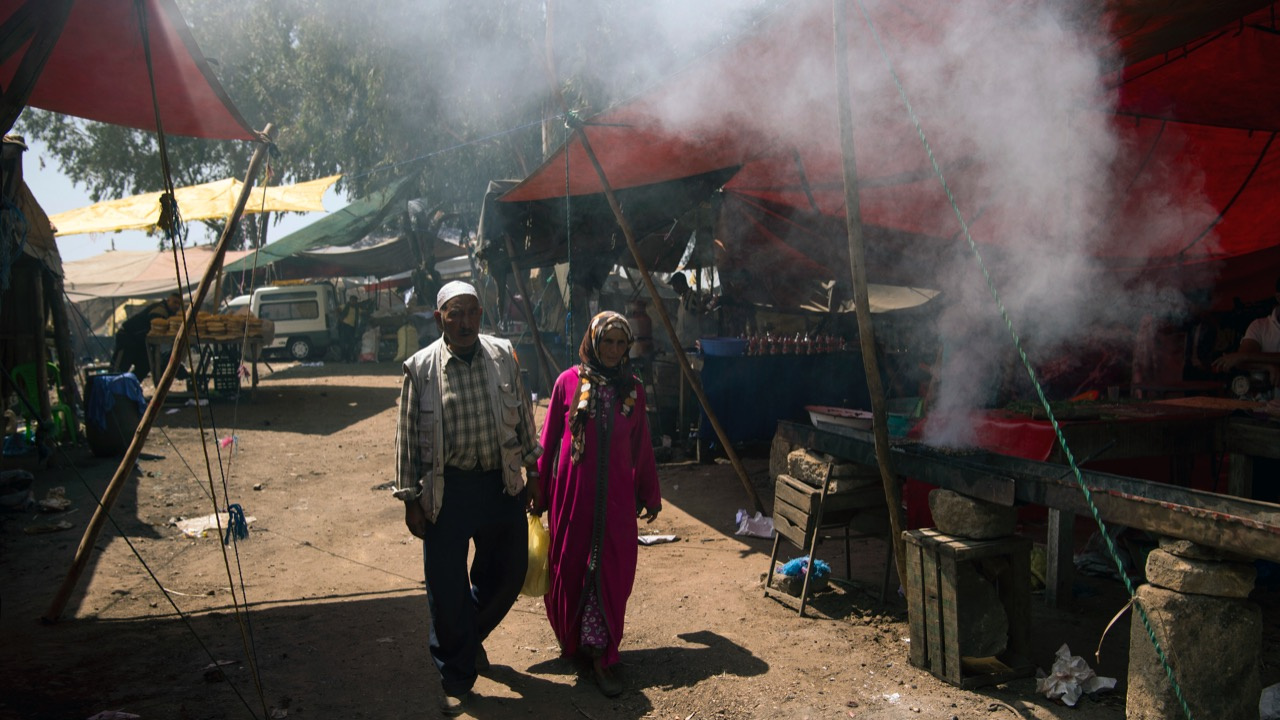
[
  {"x1": 439, "y1": 690, "x2": 470, "y2": 717},
  {"x1": 593, "y1": 657, "x2": 623, "y2": 698},
  {"x1": 475, "y1": 644, "x2": 491, "y2": 673}
]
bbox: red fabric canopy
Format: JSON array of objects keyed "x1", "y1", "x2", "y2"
[
  {"x1": 500, "y1": 0, "x2": 1280, "y2": 306},
  {"x1": 0, "y1": 0, "x2": 255, "y2": 140}
]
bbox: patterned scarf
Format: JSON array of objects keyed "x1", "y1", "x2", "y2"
[{"x1": 570, "y1": 311, "x2": 638, "y2": 463}]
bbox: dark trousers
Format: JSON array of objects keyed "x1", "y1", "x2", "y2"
[
  {"x1": 422, "y1": 467, "x2": 527, "y2": 695},
  {"x1": 338, "y1": 324, "x2": 357, "y2": 361}
]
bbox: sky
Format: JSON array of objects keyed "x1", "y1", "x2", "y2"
[{"x1": 22, "y1": 137, "x2": 340, "y2": 264}]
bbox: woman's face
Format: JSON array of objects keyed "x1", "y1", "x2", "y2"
[{"x1": 597, "y1": 328, "x2": 629, "y2": 368}]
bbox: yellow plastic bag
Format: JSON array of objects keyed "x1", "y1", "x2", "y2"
[{"x1": 521, "y1": 512, "x2": 550, "y2": 597}]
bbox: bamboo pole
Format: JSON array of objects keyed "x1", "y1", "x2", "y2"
[
  {"x1": 502, "y1": 233, "x2": 560, "y2": 393},
  {"x1": 45, "y1": 125, "x2": 277, "y2": 623},
  {"x1": 569, "y1": 120, "x2": 762, "y2": 513},
  {"x1": 833, "y1": 1, "x2": 907, "y2": 590}
]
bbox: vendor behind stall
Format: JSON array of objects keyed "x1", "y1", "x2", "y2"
[
  {"x1": 1213, "y1": 276, "x2": 1280, "y2": 386},
  {"x1": 112, "y1": 292, "x2": 180, "y2": 381}
]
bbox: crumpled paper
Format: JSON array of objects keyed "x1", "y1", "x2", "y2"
[
  {"x1": 175, "y1": 512, "x2": 256, "y2": 538},
  {"x1": 734, "y1": 509, "x2": 774, "y2": 538},
  {"x1": 1035, "y1": 643, "x2": 1116, "y2": 706}
]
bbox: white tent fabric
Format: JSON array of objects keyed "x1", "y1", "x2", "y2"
[{"x1": 62, "y1": 246, "x2": 251, "y2": 302}]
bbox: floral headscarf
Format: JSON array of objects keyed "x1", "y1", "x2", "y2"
[{"x1": 569, "y1": 311, "x2": 638, "y2": 463}]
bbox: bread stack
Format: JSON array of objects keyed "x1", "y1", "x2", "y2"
[{"x1": 149, "y1": 317, "x2": 169, "y2": 337}]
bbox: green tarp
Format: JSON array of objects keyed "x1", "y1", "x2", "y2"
[{"x1": 224, "y1": 177, "x2": 414, "y2": 274}]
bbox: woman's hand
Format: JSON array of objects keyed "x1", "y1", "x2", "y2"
[{"x1": 637, "y1": 504, "x2": 660, "y2": 524}]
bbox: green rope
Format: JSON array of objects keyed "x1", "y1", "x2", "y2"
[{"x1": 852, "y1": 2, "x2": 1194, "y2": 717}]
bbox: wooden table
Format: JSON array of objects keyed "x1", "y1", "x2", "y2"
[
  {"x1": 776, "y1": 399, "x2": 1280, "y2": 607},
  {"x1": 146, "y1": 334, "x2": 265, "y2": 398}
]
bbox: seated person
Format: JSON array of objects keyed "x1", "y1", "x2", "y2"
[
  {"x1": 112, "y1": 292, "x2": 181, "y2": 382},
  {"x1": 1213, "y1": 277, "x2": 1280, "y2": 386}
]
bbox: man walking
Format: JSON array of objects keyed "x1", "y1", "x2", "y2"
[{"x1": 393, "y1": 281, "x2": 541, "y2": 715}]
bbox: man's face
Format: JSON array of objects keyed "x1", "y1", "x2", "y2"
[
  {"x1": 166, "y1": 296, "x2": 181, "y2": 313},
  {"x1": 435, "y1": 294, "x2": 482, "y2": 351}
]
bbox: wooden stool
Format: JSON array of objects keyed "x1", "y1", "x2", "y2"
[
  {"x1": 765, "y1": 472, "x2": 894, "y2": 615},
  {"x1": 903, "y1": 528, "x2": 1033, "y2": 688}
]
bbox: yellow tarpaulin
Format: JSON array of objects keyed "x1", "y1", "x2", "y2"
[{"x1": 49, "y1": 174, "x2": 341, "y2": 236}]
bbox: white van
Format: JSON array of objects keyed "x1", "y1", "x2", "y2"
[{"x1": 249, "y1": 284, "x2": 340, "y2": 361}]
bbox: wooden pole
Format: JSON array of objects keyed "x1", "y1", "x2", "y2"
[
  {"x1": 502, "y1": 233, "x2": 560, "y2": 393},
  {"x1": 569, "y1": 122, "x2": 763, "y2": 512},
  {"x1": 45, "y1": 125, "x2": 277, "y2": 622},
  {"x1": 47, "y1": 276, "x2": 82, "y2": 415},
  {"x1": 833, "y1": 0, "x2": 907, "y2": 590}
]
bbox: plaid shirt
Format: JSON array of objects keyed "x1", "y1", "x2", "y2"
[
  {"x1": 394, "y1": 336, "x2": 541, "y2": 516},
  {"x1": 440, "y1": 348, "x2": 501, "y2": 470}
]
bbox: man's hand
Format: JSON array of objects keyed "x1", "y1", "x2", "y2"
[
  {"x1": 404, "y1": 499, "x2": 428, "y2": 539},
  {"x1": 1212, "y1": 353, "x2": 1240, "y2": 373},
  {"x1": 525, "y1": 469, "x2": 545, "y2": 515}
]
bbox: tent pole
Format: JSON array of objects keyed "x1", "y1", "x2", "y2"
[
  {"x1": 539, "y1": 9, "x2": 758, "y2": 511},
  {"x1": 568, "y1": 120, "x2": 762, "y2": 513},
  {"x1": 44, "y1": 124, "x2": 277, "y2": 623},
  {"x1": 503, "y1": 233, "x2": 560, "y2": 392},
  {"x1": 833, "y1": 0, "x2": 907, "y2": 590},
  {"x1": 46, "y1": 274, "x2": 82, "y2": 414}
]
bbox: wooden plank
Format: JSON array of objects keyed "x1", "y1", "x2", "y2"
[
  {"x1": 1225, "y1": 419, "x2": 1280, "y2": 460},
  {"x1": 921, "y1": 542, "x2": 944, "y2": 681},
  {"x1": 904, "y1": 536, "x2": 926, "y2": 669},
  {"x1": 939, "y1": 552, "x2": 961, "y2": 686},
  {"x1": 1227, "y1": 453, "x2": 1254, "y2": 498},
  {"x1": 775, "y1": 474, "x2": 819, "y2": 514},
  {"x1": 1045, "y1": 508, "x2": 1074, "y2": 609},
  {"x1": 1046, "y1": 415, "x2": 1219, "y2": 463},
  {"x1": 1006, "y1": 537, "x2": 1032, "y2": 661},
  {"x1": 772, "y1": 511, "x2": 810, "y2": 549}
]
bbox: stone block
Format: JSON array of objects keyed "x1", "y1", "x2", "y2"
[
  {"x1": 1127, "y1": 584, "x2": 1261, "y2": 720},
  {"x1": 1158, "y1": 537, "x2": 1250, "y2": 564},
  {"x1": 928, "y1": 489, "x2": 1016, "y2": 539},
  {"x1": 1144, "y1": 548, "x2": 1256, "y2": 598},
  {"x1": 769, "y1": 432, "x2": 795, "y2": 485},
  {"x1": 787, "y1": 449, "x2": 878, "y2": 493}
]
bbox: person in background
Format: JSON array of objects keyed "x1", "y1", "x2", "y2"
[
  {"x1": 339, "y1": 294, "x2": 361, "y2": 362},
  {"x1": 534, "y1": 311, "x2": 662, "y2": 697},
  {"x1": 1214, "y1": 276, "x2": 1280, "y2": 386},
  {"x1": 393, "y1": 281, "x2": 541, "y2": 716},
  {"x1": 111, "y1": 291, "x2": 181, "y2": 382},
  {"x1": 668, "y1": 272, "x2": 704, "y2": 350}
]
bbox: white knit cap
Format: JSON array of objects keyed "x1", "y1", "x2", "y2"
[{"x1": 436, "y1": 281, "x2": 478, "y2": 309}]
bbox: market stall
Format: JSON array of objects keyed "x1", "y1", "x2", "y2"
[{"x1": 146, "y1": 312, "x2": 267, "y2": 398}]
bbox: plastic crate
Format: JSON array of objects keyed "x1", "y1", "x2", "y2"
[{"x1": 212, "y1": 356, "x2": 240, "y2": 393}]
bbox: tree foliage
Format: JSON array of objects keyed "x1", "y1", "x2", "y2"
[{"x1": 18, "y1": 0, "x2": 778, "y2": 247}]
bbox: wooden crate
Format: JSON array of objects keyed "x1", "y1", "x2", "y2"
[{"x1": 903, "y1": 528, "x2": 1033, "y2": 688}]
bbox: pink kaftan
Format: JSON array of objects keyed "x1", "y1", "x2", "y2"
[{"x1": 536, "y1": 366, "x2": 661, "y2": 669}]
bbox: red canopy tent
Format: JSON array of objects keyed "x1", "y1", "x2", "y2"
[
  {"x1": 0, "y1": 0, "x2": 255, "y2": 140},
  {"x1": 498, "y1": 0, "x2": 1280, "y2": 310}
]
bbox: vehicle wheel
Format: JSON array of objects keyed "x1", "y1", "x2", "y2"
[{"x1": 287, "y1": 337, "x2": 312, "y2": 361}]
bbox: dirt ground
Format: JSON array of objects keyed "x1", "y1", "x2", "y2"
[{"x1": 2, "y1": 362, "x2": 1276, "y2": 720}]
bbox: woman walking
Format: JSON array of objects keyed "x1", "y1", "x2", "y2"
[{"x1": 535, "y1": 311, "x2": 662, "y2": 696}]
